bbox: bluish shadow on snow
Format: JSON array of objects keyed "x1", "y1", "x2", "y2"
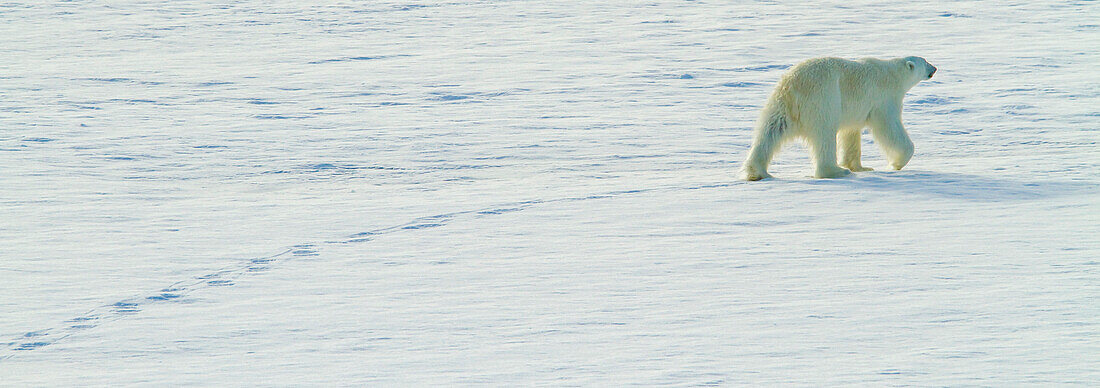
[{"x1": 799, "y1": 170, "x2": 1095, "y2": 202}]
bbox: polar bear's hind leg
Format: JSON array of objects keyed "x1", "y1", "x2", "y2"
[{"x1": 741, "y1": 112, "x2": 787, "y2": 181}]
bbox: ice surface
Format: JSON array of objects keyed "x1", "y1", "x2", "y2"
[{"x1": 1, "y1": 1, "x2": 1098, "y2": 385}]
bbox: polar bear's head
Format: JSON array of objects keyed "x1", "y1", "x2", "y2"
[{"x1": 903, "y1": 56, "x2": 936, "y2": 83}]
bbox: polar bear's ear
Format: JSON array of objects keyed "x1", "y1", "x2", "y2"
[{"x1": 906, "y1": 61, "x2": 915, "y2": 70}]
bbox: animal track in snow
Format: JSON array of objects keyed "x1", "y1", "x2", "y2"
[{"x1": 0, "y1": 181, "x2": 739, "y2": 360}]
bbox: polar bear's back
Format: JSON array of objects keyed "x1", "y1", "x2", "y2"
[
  {"x1": 773, "y1": 57, "x2": 903, "y2": 128},
  {"x1": 779, "y1": 57, "x2": 896, "y2": 97}
]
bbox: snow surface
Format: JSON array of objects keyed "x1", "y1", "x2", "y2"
[{"x1": 2, "y1": 0, "x2": 1098, "y2": 385}]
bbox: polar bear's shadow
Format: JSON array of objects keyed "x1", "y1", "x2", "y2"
[{"x1": 801, "y1": 170, "x2": 1090, "y2": 201}]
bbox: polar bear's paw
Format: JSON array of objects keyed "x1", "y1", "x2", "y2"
[
  {"x1": 814, "y1": 166, "x2": 851, "y2": 179},
  {"x1": 740, "y1": 166, "x2": 773, "y2": 181}
]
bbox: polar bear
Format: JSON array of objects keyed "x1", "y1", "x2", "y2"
[{"x1": 740, "y1": 56, "x2": 936, "y2": 180}]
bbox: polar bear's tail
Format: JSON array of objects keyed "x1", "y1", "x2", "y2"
[{"x1": 740, "y1": 99, "x2": 790, "y2": 181}]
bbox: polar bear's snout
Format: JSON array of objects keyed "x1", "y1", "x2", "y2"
[{"x1": 928, "y1": 66, "x2": 937, "y2": 78}]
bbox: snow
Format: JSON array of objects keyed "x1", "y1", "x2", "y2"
[{"x1": 2, "y1": 0, "x2": 1098, "y2": 385}]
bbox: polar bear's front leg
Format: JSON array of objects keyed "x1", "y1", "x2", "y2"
[
  {"x1": 889, "y1": 138, "x2": 914, "y2": 170},
  {"x1": 871, "y1": 120, "x2": 914, "y2": 170},
  {"x1": 838, "y1": 129, "x2": 873, "y2": 172},
  {"x1": 869, "y1": 108, "x2": 914, "y2": 170}
]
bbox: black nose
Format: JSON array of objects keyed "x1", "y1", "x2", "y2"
[{"x1": 929, "y1": 68, "x2": 936, "y2": 78}]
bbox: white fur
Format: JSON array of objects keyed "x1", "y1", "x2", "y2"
[{"x1": 740, "y1": 56, "x2": 936, "y2": 180}]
